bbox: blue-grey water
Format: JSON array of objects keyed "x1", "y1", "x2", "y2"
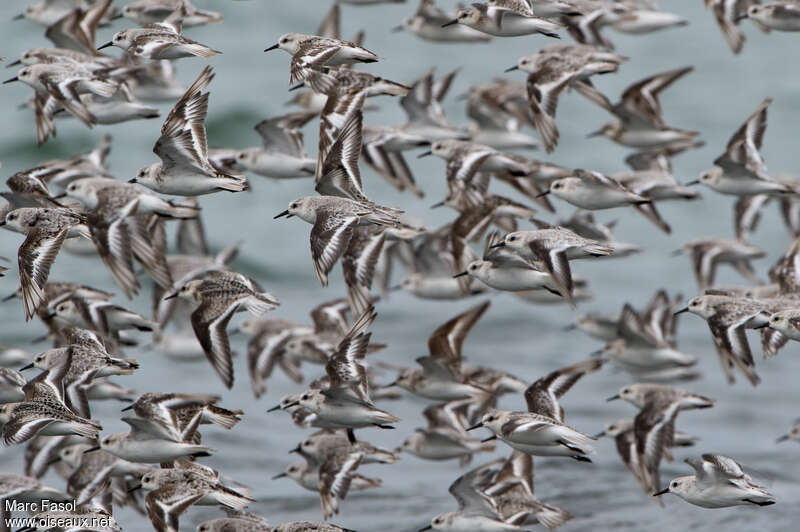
[{"x1": 1, "y1": 1, "x2": 799, "y2": 530}]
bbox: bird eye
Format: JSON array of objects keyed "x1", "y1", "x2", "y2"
[
  {"x1": 143, "y1": 476, "x2": 151, "y2": 482},
  {"x1": 21, "y1": 69, "x2": 28, "y2": 76},
  {"x1": 289, "y1": 466, "x2": 297, "y2": 472},
  {"x1": 671, "y1": 481, "x2": 679, "y2": 488},
  {"x1": 8, "y1": 213, "x2": 16, "y2": 220},
  {"x1": 290, "y1": 203, "x2": 297, "y2": 209},
  {"x1": 281, "y1": 38, "x2": 289, "y2": 44},
  {"x1": 508, "y1": 236, "x2": 517, "y2": 242},
  {"x1": 554, "y1": 183, "x2": 561, "y2": 189},
  {"x1": 771, "y1": 316, "x2": 780, "y2": 322},
  {"x1": 469, "y1": 264, "x2": 477, "y2": 271},
  {"x1": 302, "y1": 393, "x2": 310, "y2": 400},
  {"x1": 138, "y1": 170, "x2": 145, "y2": 178}
]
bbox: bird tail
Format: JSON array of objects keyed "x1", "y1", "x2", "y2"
[
  {"x1": 185, "y1": 43, "x2": 222, "y2": 58},
  {"x1": 162, "y1": 200, "x2": 200, "y2": 219},
  {"x1": 203, "y1": 405, "x2": 243, "y2": 430},
  {"x1": 215, "y1": 486, "x2": 255, "y2": 511},
  {"x1": 585, "y1": 243, "x2": 614, "y2": 257},
  {"x1": 535, "y1": 503, "x2": 572, "y2": 530},
  {"x1": 215, "y1": 175, "x2": 249, "y2": 192},
  {"x1": 245, "y1": 293, "x2": 280, "y2": 316},
  {"x1": 72, "y1": 421, "x2": 103, "y2": 440}
]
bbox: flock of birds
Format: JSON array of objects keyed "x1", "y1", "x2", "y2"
[{"x1": 1, "y1": 0, "x2": 800, "y2": 531}]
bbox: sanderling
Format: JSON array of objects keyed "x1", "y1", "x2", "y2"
[
  {"x1": 6, "y1": 135, "x2": 112, "y2": 196},
  {"x1": 506, "y1": 44, "x2": 624, "y2": 152},
  {"x1": 234, "y1": 111, "x2": 317, "y2": 179},
  {"x1": 674, "y1": 238, "x2": 765, "y2": 289},
  {"x1": 740, "y1": 3, "x2": 800, "y2": 31},
  {"x1": 170, "y1": 272, "x2": 279, "y2": 388},
  {"x1": 0, "y1": 367, "x2": 25, "y2": 403},
  {"x1": 542, "y1": 169, "x2": 652, "y2": 208},
  {"x1": 2, "y1": 207, "x2": 89, "y2": 320},
  {"x1": 362, "y1": 125, "x2": 427, "y2": 197},
  {"x1": 274, "y1": 450, "x2": 378, "y2": 520},
  {"x1": 766, "y1": 308, "x2": 800, "y2": 341},
  {"x1": 400, "y1": 68, "x2": 469, "y2": 142},
  {"x1": 587, "y1": 66, "x2": 699, "y2": 150},
  {"x1": 99, "y1": 415, "x2": 214, "y2": 463},
  {"x1": 676, "y1": 293, "x2": 771, "y2": 385},
  {"x1": 492, "y1": 224, "x2": 614, "y2": 305},
  {"x1": 421, "y1": 459, "x2": 528, "y2": 531},
  {"x1": 395, "y1": 0, "x2": 493, "y2": 42},
  {"x1": 708, "y1": 0, "x2": 750, "y2": 54},
  {"x1": 607, "y1": 383, "x2": 714, "y2": 411},
  {"x1": 421, "y1": 139, "x2": 535, "y2": 186},
  {"x1": 5, "y1": 62, "x2": 116, "y2": 131},
  {"x1": 37, "y1": 0, "x2": 114, "y2": 57},
  {"x1": 58, "y1": 442, "x2": 147, "y2": 506},
  {"x1": 128, "y1": 59, "x2": 187, "y2": 102},
  {"x1": 63, "y1": 176, "x2": 200, "y2": 218},
  {"x1": 610, "y1": 3, "x2": 689, "y2": 34},
  {"x1": 464, "y1": 79, "x2": 540, "y2": 150},
  {"x1": 456, "y1": 231, "x2": 556, "y2": 293},
  {"x1": 274, "y1": 195, "x2": 401, "y2": 286},
  {"x1": 240, "y1": 317, "x2": 313, "y2": 398},
  {"x1": 131, "y1": 67, "x2": 247, "y2": 196},
  {"x1": 121, "y1": 0, "x2": 223, "y2": 27},
  {"x1": 595, "y1": 417, "x2": 697, "y2": 502},
  {"x1": 617, "y1": 142, "x2": 702, "y2": 194},
  {"x1": 292, "y1": 429, "x2": 398, "y2": 465},
  {"x1": 290, "y1": 307, "x2": 400, "y2": 438},
  {"x1": 558, "y1": 211, "x2": 642, "y2": 257},
  {"x1": 1, "y1": 378, "x2": 103, "y2": 445},
  {"x1": 398, "y1": 401, "x2": 496, "y2": 464},
  {"x1": 26, "y1": 331, "x2": 139, "y2": 416},
  {"x1": 99, "y1": 18, "x2": 221, "y2": 59},
  {"x1": 594, "y1": 302, "x2": 698, "y2": 376},
  {"x1": 692, "y1": 99, "x2": 793, "y2": 196},
  {"x1": 2, "y1": 173, "x2": 62, "y2": 209},
  {"x1": 48, "y1": 297, "x2": 157, "y2": 335},
  {"x1": 265, "y1": 33, "x2": 378, "y2": 85},
  {"x1": 443, "y1": 2, "x2": 564, "y2": 39},
  {"x1": 469, "y1": 409, "x2": 596, "y2": 461},
  {"x1": 14, "y1": 1, "x2": 80, "y2": 26},
  {"x1": 654, "y1": 454, "x2": 776, "y2": 507},
  {"x1": 392, "y1": 301, "x2": 493, "y2": 402},
  {"x1": 138, "y1": 467, "x2": 254, "y2": 510},
  {"x1": 482, "y1": 451, "x2": 573, "y2": 529},
  {"x1": 524, "y1": 357, "x2": 604, "y2": 423}
]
